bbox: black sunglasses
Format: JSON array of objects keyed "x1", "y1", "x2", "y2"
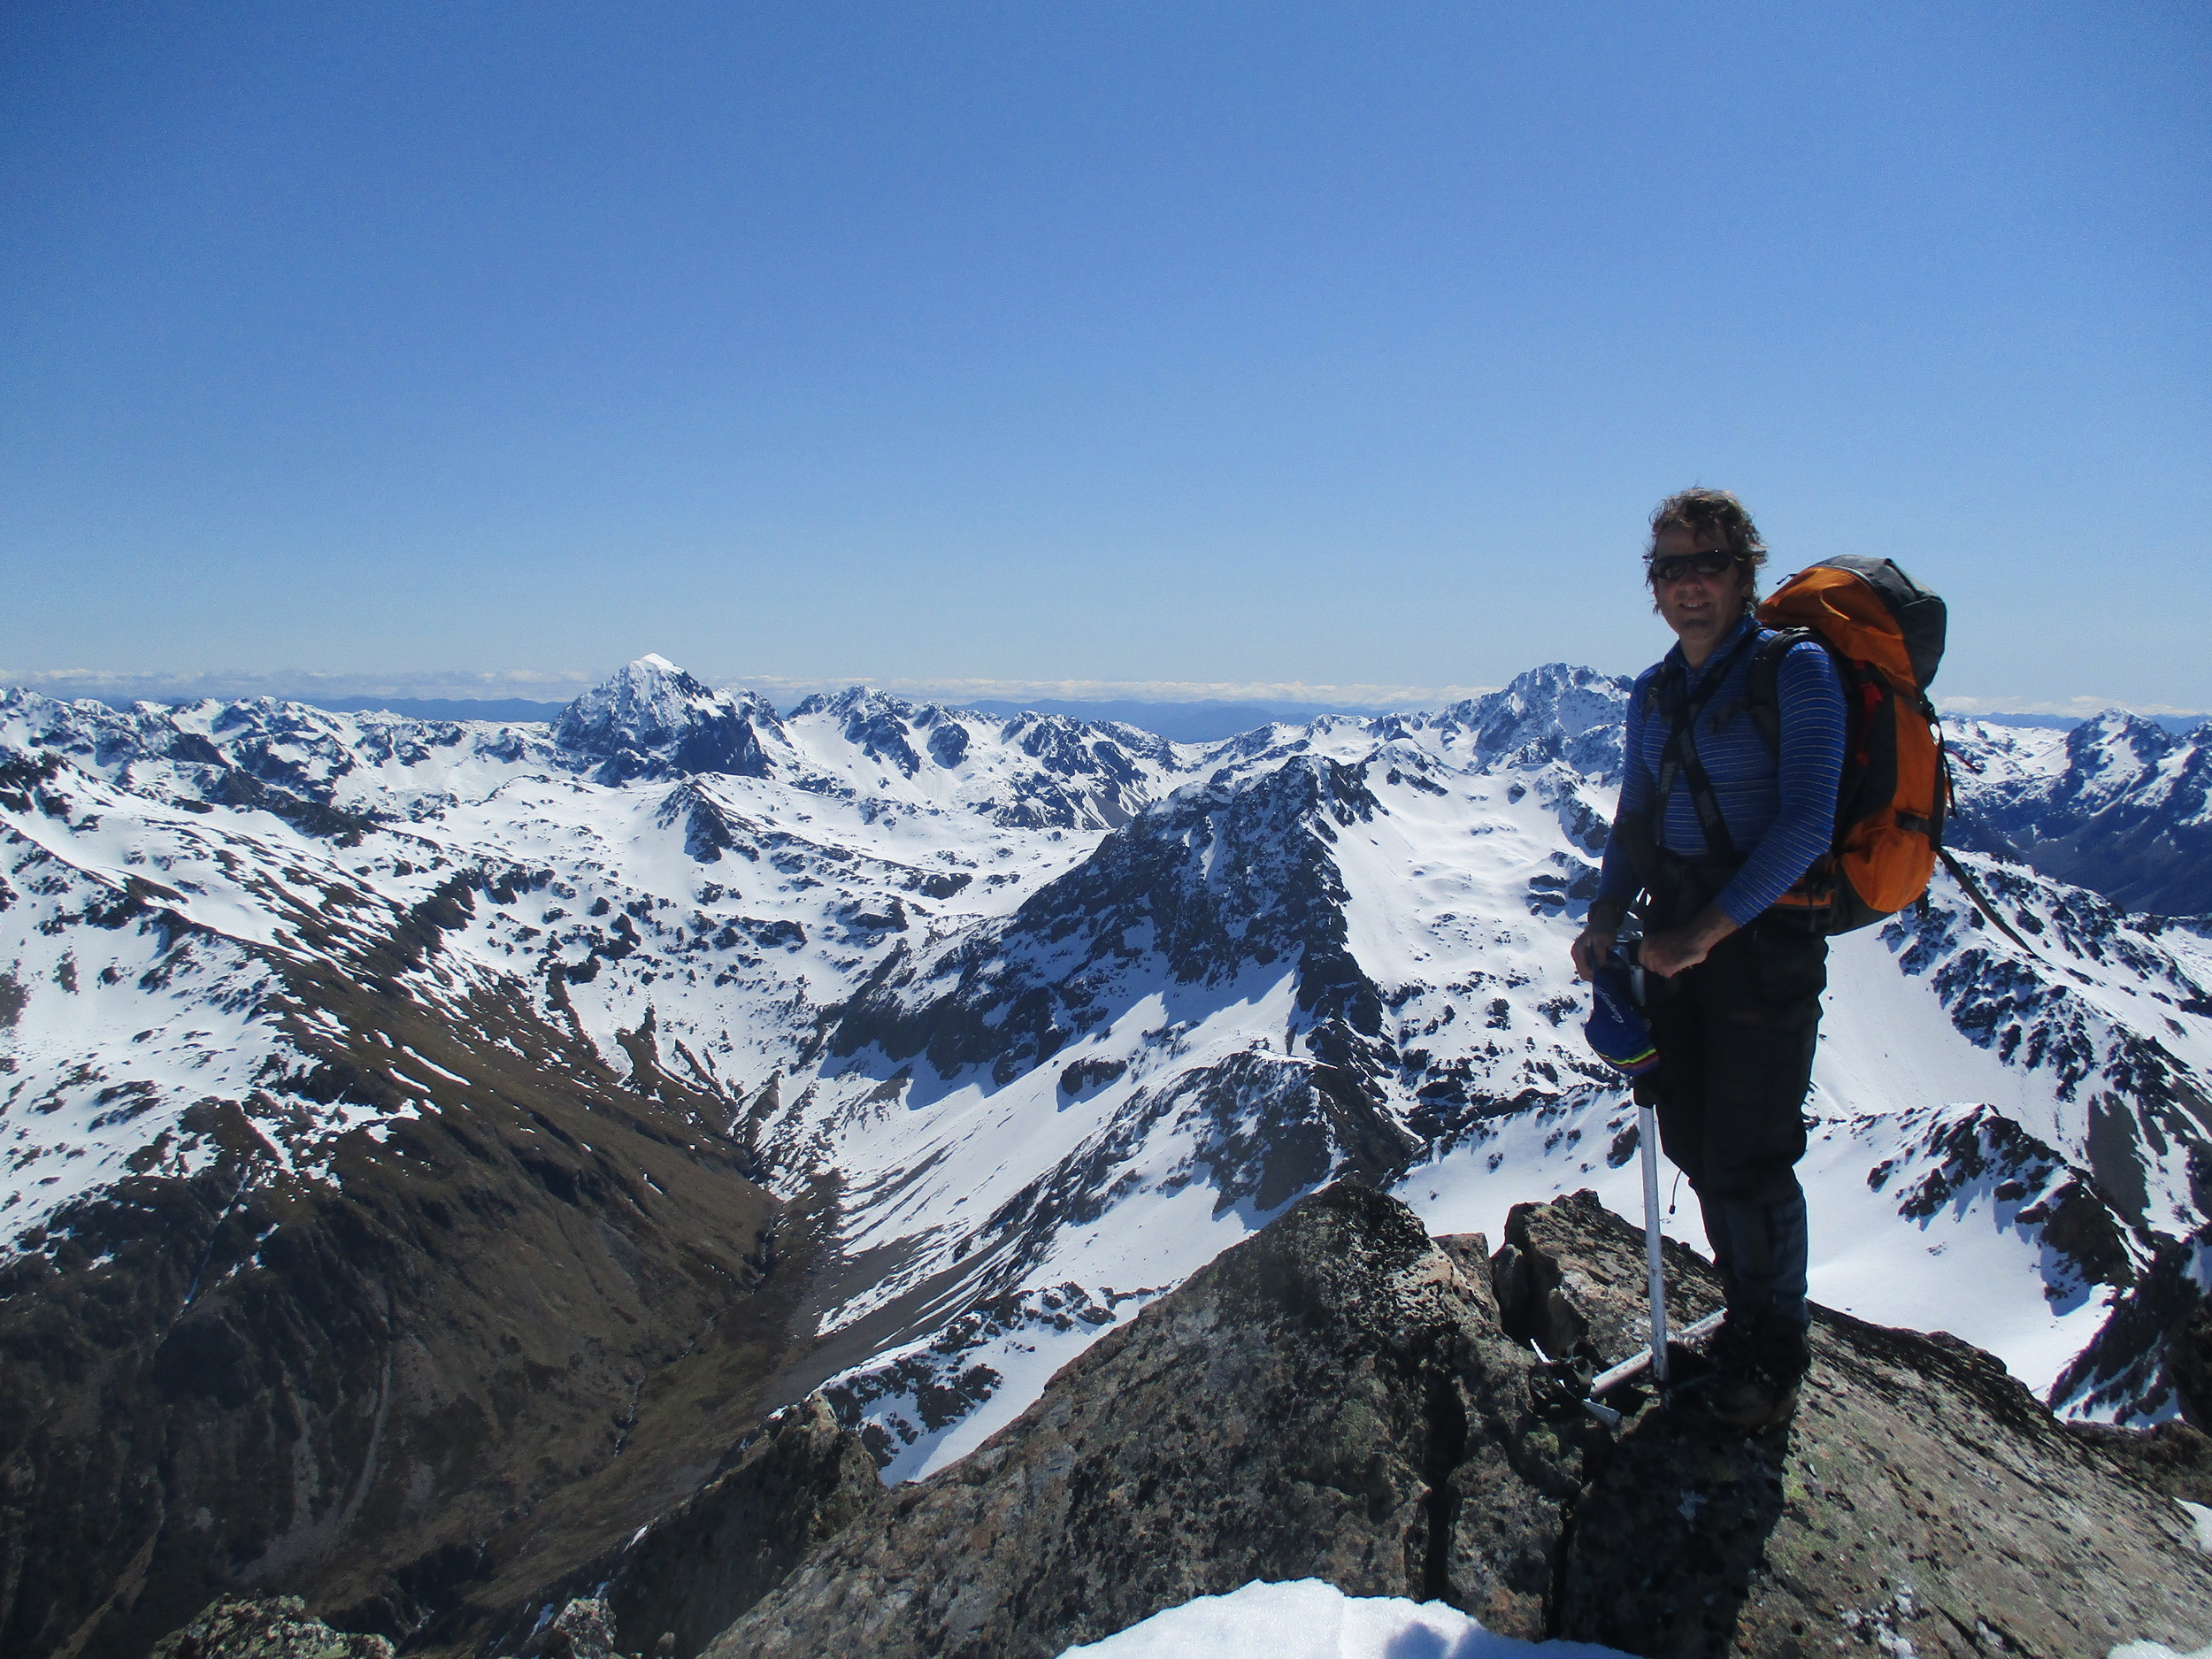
[{"x1": 1647, "y1": 549, "x2": 1745, "y2": 585}]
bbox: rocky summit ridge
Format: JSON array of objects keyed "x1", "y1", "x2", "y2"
[
  {"x1": 691, "y1": 1185, "x2": 2208, "y2": 1659},
  {"x1": 4, "y1": 656, "x2": 2212, "y2": 1656}
]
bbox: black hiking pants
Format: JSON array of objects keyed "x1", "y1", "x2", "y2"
[{"x1": 1640, "y1": 908, "x2": 1826, "y2": 1333}]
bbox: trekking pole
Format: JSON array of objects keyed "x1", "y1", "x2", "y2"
[{"x1": 1636, "y1": 1073, "x2": 1669, "y2": 1386}]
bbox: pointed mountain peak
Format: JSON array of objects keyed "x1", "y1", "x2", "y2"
[
  {"x1": 1434, "y1": 663, "x2": 1632, "y2": 776},
  {"x1": 600, "y1": 652, "x2": 715, "y2": 702},
  {"x1": 2063, "y1": 707, "x2": 2179, "y2": 772},
  {"x1": 554, "y1": 657, "x2": 783, "y2": 784}
]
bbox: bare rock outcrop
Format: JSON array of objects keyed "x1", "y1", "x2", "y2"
[
  {"x1": 598, "y1": 1394, "x2": 883, "y2": 1659},
  {"x1": 1491, "y1": 1186, "x2": 1724, "y2": 1359},
  {"x1": 705, "y1": 1182, "x2": 1588, "y2": 1657},
  {"x1": 1525, "y1": 1191, "x2": 2212, "y2": 1655},
  {"x1": 690, "y1": 1184, "x2": 2212, "y2": 1658},
  {"x1": 159, "y1": 1184, "x2": 2212, "y2": 1659}
]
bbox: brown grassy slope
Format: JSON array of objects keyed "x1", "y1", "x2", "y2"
[{"x1": 0, "y1": 905, "x2": 818, "y2": 1659}]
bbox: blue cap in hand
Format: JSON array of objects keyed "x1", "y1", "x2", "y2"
[{"x1": 1585, "y1": 948, "x2": 1659, "y2": 1077}]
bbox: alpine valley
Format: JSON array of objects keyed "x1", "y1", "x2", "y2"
[{"x1": 4, "y1": 655, "x2": 2210, "y2": 1659}]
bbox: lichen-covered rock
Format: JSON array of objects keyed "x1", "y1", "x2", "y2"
[
  {"x1": 1514, "y1": 1191, "x2": 2212, "y2": 1657},
  {"x1": 517, "y1": 1597, "x2": 620, "y2": 1659},
  {"x1": 1489, "y1": 1187, "x2": 1722, "y2": 1362},
  {"x1": 150, "y1": 1594, "x2": 394, "y2": 1659},
  {"x1": 703, "y1": 1183, "x2": 1587, "y2": 1659},
  {"x1": 680, "y1": 1185, "x2": 2212, "y2": 1659}
]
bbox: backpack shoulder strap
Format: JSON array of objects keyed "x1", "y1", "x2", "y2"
[
  {"x1": 1746, "y1": 626, "x2": 1819, "y2": 753},
  {"x1": 1650, "y1": 632, "x2": 1759, "y2": 864}
]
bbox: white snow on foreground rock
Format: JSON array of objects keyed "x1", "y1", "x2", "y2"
[{"x1": 1056, "y1": 1578, "x2": 1634, "y2": 1659}]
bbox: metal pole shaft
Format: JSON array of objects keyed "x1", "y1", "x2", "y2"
[{"x1": 1640, "y1": 1099, "x2": 1669, "y2": 1385}]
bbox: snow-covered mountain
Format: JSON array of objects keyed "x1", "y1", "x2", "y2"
[
  {"x1": 1947, "y1": 709, "x2": 2212, "y2": 916},
  {"x1": 5, "y1": 655, "x2": 2211, "y2": 1650}
]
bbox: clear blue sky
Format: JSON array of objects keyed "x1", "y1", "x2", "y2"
[{"x1": 4, "y1": 2, "x2": 2206, "y2": 711}]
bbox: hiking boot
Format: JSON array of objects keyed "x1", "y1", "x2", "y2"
[
  {"x1": 1703, "y1": 1366, "x2": 1801, "y2": 1432},
  {"x1": 1700, "y1": 1317, "x2": 1809, "y2": 1433}
]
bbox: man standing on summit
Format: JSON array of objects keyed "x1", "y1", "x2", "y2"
[{"x1": 1573, "y1": 488, "x2": 1846, "y2": 1432}]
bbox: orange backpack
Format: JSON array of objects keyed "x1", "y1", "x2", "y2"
[{"x1": 1747, "y1": 556, "x2": 1949, "y2": 933}]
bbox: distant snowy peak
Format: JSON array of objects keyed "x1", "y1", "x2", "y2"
[
  {"x1": 786, "y1": 686, "x2": 962, "y2": 780},
  {"x1": 777, "y1": 683, "x2": 1187, "y2": 830},
  {"x1": 1429, "y1": 662, "x2": 1632, "y2": 777},
  {"x1": 1949, "y1": 708, "x2": 2212, "y2": 917},
  {"x1": 1190, "y1": 664, "x2": 1632, "y2": 790},
  {"x1": 2057, "y1": 709, "x2": 2211, "y2": 810},
  {"x1": 787, "y1": 683, "x2": 1183, "y2": 766},
  {"x1": 552, "y1": 655, "x2": 787, "y2": 786}
]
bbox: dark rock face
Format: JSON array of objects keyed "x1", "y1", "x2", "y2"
[
  {"x1": 149, "y1": 1594, "x2": 395, "y2": 1659},
  {"x1": 1508, "y1": 1193, "x2": 2212, "y2": 1658},
  {"x1": 473, "y1": 1396, "x2": 881, "y2": 1659},
  {"x1": 705, "y1": 1184, "x2": 1585, "y2": 1658},
  {"x1": 1490, "y1": 1187, "x2": 1724, "y2": 1362},
  {"x1": 676, "y1": 1187, "x2": 2212, "y2": 1659},
  {"x1": 598, "y1": 1397, "x2": 882, "y2": 1659},
  {"x1": 2051, "y1": 1219, "x2": 2212, "y2": 1425},
  {"x1": 657, "y1": 781, "x2": 751, "y2": 864},
  {"x1": 829, "y1": 756, "x2": 1394, "y2": 1090},
  {"x1": 2061, "y1": 1417, "x2": 2212, "y2": 1505}
]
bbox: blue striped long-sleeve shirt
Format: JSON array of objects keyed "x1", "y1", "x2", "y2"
[{"x1": 1596, "y1": 616, "x2": 1847, "y2": 926}]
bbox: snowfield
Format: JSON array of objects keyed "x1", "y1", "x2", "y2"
[{"x1": 1056, "y1": 1578, "x2": 1637, "y2": 1658}]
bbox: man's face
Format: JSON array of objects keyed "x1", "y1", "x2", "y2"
[{"x1": 1649, "y1": 523, "x2": 1751, "y2": 658}]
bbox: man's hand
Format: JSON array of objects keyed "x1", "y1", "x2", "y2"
[
  {"x1": 1639, "y1": 904, "x2": 1739, "y2": 978},
  {"x1": 1571, "y1": 903, "x2": 1624, "y2": 982}
]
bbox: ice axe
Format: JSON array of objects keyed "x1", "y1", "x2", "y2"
[{"x1": 1578, "y1": 941, "x2": 1705, "y2": 1409}]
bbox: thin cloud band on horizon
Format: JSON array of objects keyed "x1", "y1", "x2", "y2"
[
  {"x1": 1934, "y1": 694, "x2": 2212, "y2": 719},
  {"x1": 3, "y1": 662, "x2": 2204, "y2": 720}
]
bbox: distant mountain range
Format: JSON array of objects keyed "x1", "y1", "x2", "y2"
[
  {"x1": 1972, "y1": 710, "x2": 2209, "y2": 734},
  {"x1": 4, "y1": 655, "x2": 2208, "y2": 1656},
  {"x1": 81, "y1": 692, "x2": 1399, "y2": 744},
  {"x1": 75, "y1": 689, "x2": 2212, "y2": 743}
]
